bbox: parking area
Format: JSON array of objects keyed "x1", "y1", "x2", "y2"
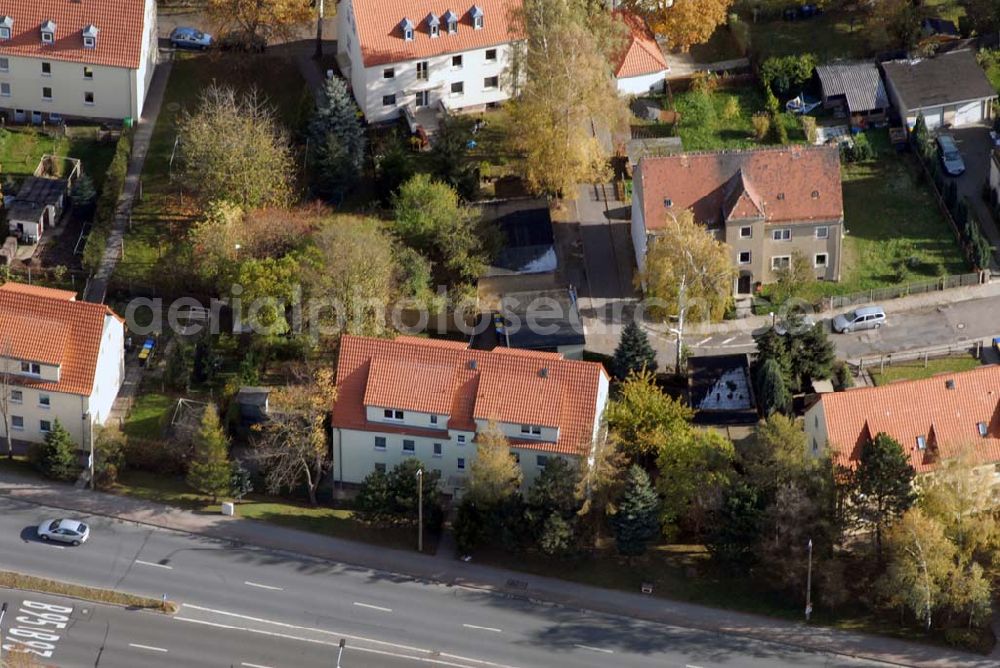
[{"x1": 950, "y1": 125, "x2": 1000, "y2": 269}]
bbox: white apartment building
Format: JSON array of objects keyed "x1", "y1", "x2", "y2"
[
  {"x1": 0, "y1": 0, "x2": 158, "y2": 124},
  {"x1": 0, "y1": 283, "x2": 125, "y2": 451},
  {"x1": 336, "y1": 0, "x2": 520, "y2": 125},
  {"x1": 331, "y1": 335, "x2": 610, "y2": 495}
]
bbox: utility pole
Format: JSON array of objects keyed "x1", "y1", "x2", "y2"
[
  {"x1": 805, "y1": 538, "x2": 813, "y2": 622},
  {"x1": 416, "y1": 468, "x2": 424, "y2": 552},
  {"x1": 314, "y1": 0, "x2": 324, "y2": 59}
]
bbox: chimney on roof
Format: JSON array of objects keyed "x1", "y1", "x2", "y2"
[
  {"x1": 946, "y1": 379, "x2": 956, "y2": 390},
  {"x1": 539, "y1": 368, "x2": 548, "y2": 378}
]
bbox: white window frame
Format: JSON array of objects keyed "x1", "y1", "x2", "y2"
[
  {"x1": 452, "y1": 55, "x2": 462, "y2": 69},
  {"x1": 450, "y1": 81, "x2": 464, "y2": 97},
  {"x1": 814, "y1": 253, "x2": 828, "y2": 268},
  {"x1": 483, "y1": 75, "x2": 498, "y2": 90},
  {"x1": 83, "y1": 66, "x2": 93, "y2": 80},
  {"x1": 374, "y1": 436, "x2": 387, "y2": 451},
  {"x1": 0, "y1": 83, "x2": 9, "y2": 98},
  {"x1": 433, "y1": 442, "x2": 442, "y2": 457},
  {"x1": 41, "y1": 62, "x2": 51, "y2": 77},
  {"x1": 41, "y1": 31, "x2": 54, "y2": 44},
  {"x1": 383, "y1": 67, "x2": 394, "y2": 79},
  {"x1": 430, "y1": 24, "x2": 440, "y2": 38},
  {"x1": 771, "y1": 228, "x2": 791, "y2": 241},
  {"x1": 415, "y1": 90, "x2": 429, "y2": 107},
  {"x1": 457, "y1": 434, "x2": 466, "y2": 444},
  {"x1": 10, "y1": 390, "x2": 22, "y2": 404},
  {"x1": 447, "y1": 19, "x2": 458, "y2": 34},
  {"x1": 21, "y1": 362, "x2": 41, "y2": 375},
  {"x1": 457, "y1": 457, "x2": 466, "y2": 470},
  {"x1": 11, "y1": 416, "x2": 23, "y2": 431},
  {"x1": 0, "y1": 57, "x2": 8, "y2": 72},
  {"x1": 402, "y1": 439, "x2": 416, "y2": 454},
  {"x1": 383, "y1": 409, "x2": 404, "y2": 421},
  {"x1": 42, "y1": 86, "x2": 52, "y2": 101},
  {"x1": 978, "y1": 422, "x2": 988, "y2": 437},
  {"x1": 38, "y1": 394, "x2": 50, "y2": 409},
  {"x1": 39, "y1": 420, "x2": 51, "y2": 433},
  {"x1": 0, "y1": 28, "x2": 9, "y2": 41},
  {"x1": 536, "y1": 455, "x2": 548, "y2": 467},
  {"x1": 916, "y1": 435, "x2": 926, "y2": 450},
  {"x1": 485, "y1": 48, "x2": 497, "y2": 62},
  {"x1": 815, "y1": 226, "x2": 829, "y2": 239},
  {"x1": 403, "y1": 28, "x2": 414, "y2": 41},
  {"x1": 83, "y1": 36, "x2": 95, "y2": 49},
  {"x1": 416, "y1": 61, "x2": 428, "y2": 81},
  {"x1": 375, "y1": 462, "x2": 387, "y2": 473},
  {"x1": 771, "y1": 255, "x2": 791, "y2": 270},
  {"x1": 739, "y1": 226, "x2": 752, "y2": 239},
  {"x1": 474, "y1": 16, "x2": 484, "y2": 29},
  {"x1": 738, "y1": 250, "x2": 752, "y2": 265},
  {"x1": 382, "y1": 94, "x2": 396, "y2": 107},
  {"x1": 84, "y1": 91, "x2": 95, "y2": 106}
]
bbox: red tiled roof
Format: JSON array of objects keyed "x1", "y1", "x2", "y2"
[
  {"x1": 332, "y1": 335, "x2": 608, "y2": 456},
  {"x1": 638, "y1": 146, "x2": 844, "y2": 232},
  {"x1": 0, "y1": 0, "x2": 148, "y2": 70},
  {"x1": 816, "y1": 365, "x2": 1000, "y2": 473},
  {"x1": 0, "y1": 282, "x2": 121, "y2": 396},
  {"x1": 0, "y1": 282, "x2": 77, "y2": 301},
  {"x1": 350, "y1": 0, "x2": 521, "y2": 67},
  {"x1": 614, "y1": 11, "x2": 668, "y2": 79}
]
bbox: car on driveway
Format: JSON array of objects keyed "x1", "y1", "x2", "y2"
[
  {"x1": 832, "y1": 306, "x2": 886, "y2": 333},
  {"x1": 38, "y1": 519, "x2": 90, "y2": 546},
  {"x1": 937, "y1": 134, "x2": 966, "y2": 176},
  {"x1": 170, "y1": 27, "x2": 213, "y2": 50}
]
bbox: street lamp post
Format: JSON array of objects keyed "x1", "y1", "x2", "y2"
[
  {"x1": 416, "y1": 468, "x2": 424, "y2": 553},
  {"x1": 336, "y1": 638, "x2": 346, "y2": 667},
  {"x1": 805, "y1": 538, "x2": 813, "y2": 622}
]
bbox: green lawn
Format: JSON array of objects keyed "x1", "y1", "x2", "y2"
[
  {"x1": 122, "y1": 392, "x2": 174, "y2": 440},
  {"x1": 0, "y1": 127, "x2": 116, "y2": 188},
  {"x1": 869, "y1": 355, "x2": 983, "y2": 386},
  {"x1": 747, "y1": 9, "x2": 870, "y2": 62},
  {"x1": 113, "y1": 471, "x2": 433, "y2": 553},
  {"x1": 669, "y1": 87, "x2": 806, "y2": 151},
  {"x1": 984, "y1": 51, "x2": 1000, "y2": 94},
  {"x1": 777, "y1": 131, "x2": 968, "y2": 303}
]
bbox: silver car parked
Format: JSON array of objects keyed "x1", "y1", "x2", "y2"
[{"x1": 832, "y1": 306, "x2": 886, "y2": 333}]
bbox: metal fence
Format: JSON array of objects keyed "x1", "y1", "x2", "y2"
[
  {"x1": 852, "y1": 340, "x2": 984, "y2": 375},
  {"x1": 821, "y1": 272, "x2": 984, "y2": 311}
]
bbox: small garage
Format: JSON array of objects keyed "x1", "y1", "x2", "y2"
[{"x1": 881, "y1": 49, "x2": 997, "y2": 130}]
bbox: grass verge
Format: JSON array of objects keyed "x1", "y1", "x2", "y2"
[
  {"x1": 869, "y1": 355, "x2": 983, "y2": 386},
  {"x1": 0, "y1": 570, "x2": 177, "y2": 613}
]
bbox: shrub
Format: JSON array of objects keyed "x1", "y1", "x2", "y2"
[
  {"x1": 752, "y1": 113, "x2": 771, "y2": 140},
  {"x1": 768, "y1": 114, "x2": 789, "y2": 144},
  {"x1": 93, "y1": 425, "x2": 127, "y2": 490},
  {"x1": 690, "y1": 71, "x2": 720, "y2": 95},
  {"x1": 721, "y1": 96, "x2": 741, "y2": 122},
  {"x1": 124, "y1": 437, "x2": 190, "y2": 475},
  {"x1": 801, "y1": 116, "x2": 817, "y2": 144}
]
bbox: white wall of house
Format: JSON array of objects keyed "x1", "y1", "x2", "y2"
[
  {"x1": 631, "y1": 168, "x2": 648, "y2": 278},
  {"x1": 86, "y1": 314, "x2": 125, "y2": 426},
  {"x1": 616, "y1": 70, "x2": 666, "y2": 96},
  {"x1": 338, "y1": 0, "x2": 513, "y2": 122},
  {"x1": 803, "y1": 400, "x2": 829, "y2": 460},
  {"x1": 134, "y1": 0, "x2": 159, "y2": 120}
]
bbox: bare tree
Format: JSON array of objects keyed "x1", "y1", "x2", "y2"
[{"x1": 250, "y1": 368, "x2": 336, "y2": 506}]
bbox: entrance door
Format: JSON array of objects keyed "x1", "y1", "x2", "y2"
[{"x1": 737, "y1": 272, "x2": 752, "y2": 295}]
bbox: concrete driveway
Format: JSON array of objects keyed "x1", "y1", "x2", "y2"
[{"x1": 950, "y1": 125, "x2": 1000, "y2": 269}]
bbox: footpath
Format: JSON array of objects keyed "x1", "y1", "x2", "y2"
[{"x1": 0, "y1": 470, "x2": 993, "y2": 667}]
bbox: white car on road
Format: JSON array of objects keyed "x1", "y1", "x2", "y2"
[{"x1": 37, "y1": 519, "x2": 90, "y2": 546}]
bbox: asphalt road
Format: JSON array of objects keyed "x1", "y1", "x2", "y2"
[{"x1": 0, "y1": 497, "x2": 890, "y2": 668}]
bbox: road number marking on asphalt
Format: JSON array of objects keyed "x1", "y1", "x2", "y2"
[
  {"x1": 135, "y1": 559, "x2": 173, "y2": 570},
  {"x1": 574, "y1": 644, "x2": 613, "y2": 654},
  {"x1": 244, "y1": 581, "x2": 283, "y2": 591},
  {"x1": 129, "y1": 643, "x2": 169, "y2": 653},
  {"x1": 2, "y1": 600, "x2": 72, "y2": 659},
  {"x1": 353, "y1": 601, "x2": 392, "y2": 613},
  {"x1": 462, "y1": 623, "x2": 502, "y2": 633}
]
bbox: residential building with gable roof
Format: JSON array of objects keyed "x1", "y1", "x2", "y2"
[
  {"x1": 805, "y1": 365, "x2": 1000, "y2": 476},
  {"x1": 631, "y1": 145, "x2": 844, "y2": 296},
  {"x1": 0, "y1": 282, "x2": 125, "y2": 451},
  {"x1": 336, "y1": 0, "x2": 521, "y2": 127},
  {"x1": 0, "y1": 0, "x2": 158, "y2": 124},
  {"x1": 331, "y1": 335, "x2": 610, "y2": 493},
  {"x1": 613, "y1": 11, "x2": 669, "y2": 96}
]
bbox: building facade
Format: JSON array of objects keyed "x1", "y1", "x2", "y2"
[
  {"x1": 631, "y1": 146, "x2": 844, "y2": 295},
  {"x1": 331, "y1": 335, "x2": 610, "y2": 495},
  {"x1": 0, "y1": 0, "x2": 158, "y2": 123},
  {"x1": 337, "y1": 0, "x2": 519, "y2": 124},
  {"x1": 0, "y1": 283, "x2": 125, "y2": 451},
  {"x1": 613, "y1": 11, "x2": 668, "y2": 96}
]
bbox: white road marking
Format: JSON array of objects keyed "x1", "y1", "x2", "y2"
[
  {"x1": 175, "y1": 616, "x2": 521, "y2": 668},
  {"x1": 686, "y1": 665, "x2": 704, "y2": 668},
  {"x1": 129, "y1": 643, "x2": 168, "y2": 653},
  {"x1": 694, "y1": 337, "x2": 712, "y2": 346},
  {"x1": 135, "y1": 560, "x2": 173, "y2": 570},
  {"x1": 241, "y1": 663, "x2": 275, "y2": 668},
  {"x1": 40, "y1": 543, "x2": 64, "y2": 549},
  {"x1": 720, "y1": 336, "x2": 737, "y2": 344},
  {"x1": 574, "y1": 644, "x2": 613, "y2": 654},
  {"x1": 353, "y1": 601, "x2": 392, "y2": 613},
  {"x1": 462, "y1": 623, "x2": 502, "y2": 633},
  {"x1": 244, "y1": 581, "x2": 283, "y2": 591}
]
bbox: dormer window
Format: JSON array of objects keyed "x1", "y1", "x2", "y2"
[
  {"x1": 428, "y1": 13, "x2": 440, "y2": 38},
  {"x1": 444, "y1": 10, "x2": 459, "y2": 34},
  {"x1": 978, "y1": 422, "x2": 988, "y2": 437},
  {"x1": 916, "y1": 435, "x2": 926, "y2": 450},
  {"x1": 82, "y1": 24, "x2": 99, "y2": 49},
  {"x1": 520, "y1": 424, "x2": 542, "y2": 436},
  {"x1": 0, "y1": 16, "x2": 13, "y2": 41},
  {"x1": 471, "y1": 5, "x2": 484, "y2": 29},
  {"x1": 383, "y1": 409, "x2": 404, "y2": 421},
  {"x1": 40, "y1": 20, "x2": 56, "y2": 44},
  {"x1": 20, "y1": 362, "x2": 41, "y2": 376},
  {"x1": 401, "y1": 17, "x2": 414, "y2": 41}
]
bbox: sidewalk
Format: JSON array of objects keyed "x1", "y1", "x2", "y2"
[
  {"x1": 84, "y1": 55, "x2": 173, "y2": 304},
  {"x1": 0, "y1": 470, "x2": 991, "y2": 667}
]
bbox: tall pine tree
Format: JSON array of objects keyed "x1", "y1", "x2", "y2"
[
  {"x1": 33, "y1": 420, "x2": 78, "y2": 481},
  {"x1": 187, "y1": 405, "x2": 232, "y2": 502},
  {"x1": 756, "y1": 358, "x2": 791, "y2": 416},
  {"x1": 611, "y1": 465, "x2": 660, "y2": 559},
  {"x1": 612, "y1": 321, "x2": 658, "y2": 381},
  {"x1": 308, "y1": 76, "x2": 366, "y2": 199}
]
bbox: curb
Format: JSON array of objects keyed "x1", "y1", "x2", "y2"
[{"x1": 1, "y1": 490, "x2": 988, "y2": 667}]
